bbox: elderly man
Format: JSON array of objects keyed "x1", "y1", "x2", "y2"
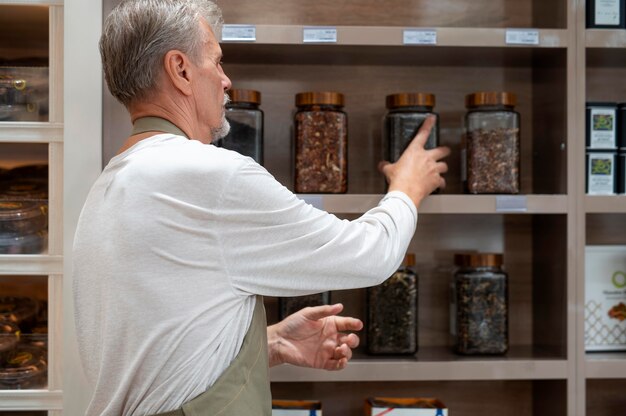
[{"x1": 73, "y1": 0, "x2": 449, "y2": 415}]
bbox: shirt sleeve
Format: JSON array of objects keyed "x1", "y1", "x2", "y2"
[{"x1": 217, "y1": 159, "x2": 417, "y2": 297}]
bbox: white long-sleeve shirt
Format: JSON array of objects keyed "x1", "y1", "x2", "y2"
[{"x1": 72, "y1": 134, "x2": 417, "y2": 416}]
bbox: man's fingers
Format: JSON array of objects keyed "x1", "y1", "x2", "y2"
[
  {"x1": 436, "y1": 161, "x2": 448, "y2": 174},
  {"x1": 338, "y1": 332, "x2": 360, "y2": 349},
  {"x1": 427, "y1": 145, "x2": 451, "y2": 161},
  {"x1": 334, "y1": 316, "x2": 363, "y2": 333},
  {"x1": 335, "y1": 344, "x2": 353, "y2": 361},
  {"x1": 407, "y1": 115, "x2": 436, "y2": 149},
  {"x1": 300, "y1": 303, "x2": 343, "y2": 321}
]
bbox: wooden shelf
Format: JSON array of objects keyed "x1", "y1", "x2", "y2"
[
  {"x1": 586, "y1": 29, "x2": 626, "y2": 48},
  {"x1": 584, "y1": 196, "x2": 626, "y2": 213},
  {"x1": 271, "y1": 347, "x2": 566, "y2": 382},
  {"x1": 0, "y1": 0, "x2": 62, "y2": 5},
  {"x1": 222, "y1": 25, "x2": 568, "y2": 48},
  {"x1": 0, "y1": 255, "x2": 62, "y2": 275},
  {"x1": 0, "y1": 390, "x2": 62, "y2": 410},
  {"x1": 585, "y1": 352, "x2": 626, "y2": 379},
  {"x1": 0, "y1": 122, "x2": 63, "y2": 143},
  {"x1": 298, "y1": 194, "x2": 568, "y2": 214}
]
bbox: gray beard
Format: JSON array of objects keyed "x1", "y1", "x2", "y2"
[{"x1": 210, "y1": 93, "x2": 231, "y2": 141}]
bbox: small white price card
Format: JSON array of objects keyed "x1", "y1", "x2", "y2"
[
  {"x1": 303, "y1": 27, "x2": 337, "y2": 43},
  {"x1": 221, "y1": 24, "x2": 256, "y2": 42},
  {"x1": 505, "y1": 29, "x2": 540, "y2": 45},
  {"x1": 496, "y1": 196, "x2": 528, "y2": 212},
  {"x1": 403, "y1": 29, "x2": 437, "y2": 45}
]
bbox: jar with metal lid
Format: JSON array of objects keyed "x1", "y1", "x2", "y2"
[
  {"x1": 219, "y1": 89, "x2": 264, "y2": 165},
  {"x1": 384, "y1": 93, "x2": 439, "y2": 163},
  {"x1": 463, "y1": 92, "x2": 520, "y2": 194},
  {"x1": 278, "y1": 292, "x2": 331, "y2": 320},
  {"x1": 451, "y1": 253, "x2": 508, "y2": 355},
  {"x1": 294, "y1": 92, "x2": 347, "y2": 193},
  {"x1": 367, "y1": 253, "x2": 418, "y2": 355}
]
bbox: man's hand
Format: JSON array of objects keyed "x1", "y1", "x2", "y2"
[
  {"x1": 267, "y1": 303, "x2": 363, "y2": 371},
  {"x1": 379, "y1": 116, "x2": 450, "y2": 208}
]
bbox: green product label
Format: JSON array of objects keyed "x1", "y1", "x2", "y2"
[
  {"x1": 591, "y1": 158, "x2": 612, "y2": 175},
  {"x1": 613, "y1": 271, "x2": 626, "y2": 289},
  {"x1": 593, "y1": 113, "x2": 614, "y2": 131}
]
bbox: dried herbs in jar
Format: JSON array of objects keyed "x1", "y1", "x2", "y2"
[
  {"x1": 294, "y1": 92, "x2": 347, "y2": 193},
  {"x1": 451, "y1": 253, "x2": 508, "y2": 355},
  {"x1": 463, "y1": 92, "x2": 520, "y2": 194},
  {"x1": 367, "y1": 254, "x2": 418, "y2": 355},
  {"x1": 278, "y1": 292, "x2": 330, "y2": 320}
]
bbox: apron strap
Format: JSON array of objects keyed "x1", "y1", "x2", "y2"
[{"x1": 131, "y1": 116, "x2": 188, "y2": 138}]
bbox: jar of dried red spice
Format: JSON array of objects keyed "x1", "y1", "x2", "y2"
[
  {"x1": 294, "y1": 92, "x2": 347, "y2": 193},
  {"x1": 463, "y1": 92, "x2": 520, "y2": 194}
]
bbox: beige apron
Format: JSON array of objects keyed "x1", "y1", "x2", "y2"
[
  {"x1": 134, "y1": 117, "x2": 271, "y2": 416},
  {"x1": 150, "y1": 297, "x2": 270, "y2": 416}
]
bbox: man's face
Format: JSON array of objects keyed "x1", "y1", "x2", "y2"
[{"x1": 193, "y1": 19, "x2": 232, "y2": 142}]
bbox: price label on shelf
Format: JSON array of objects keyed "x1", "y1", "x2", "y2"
[
  {"x1": 495, "y1": 196, "x2": 528, "y2": 212},
  {"x1": 403, "y1": 29, "x2": 437, "y2": 45},
  {"x1": 505, "y1": 29, "x2": 540, "y2": 45},
  {"x1": 303, "y1": 27, "x2": 337, "y2": 43},
  {"x1": 221, "y1": 25, "x2": 257, "y2": 42},
  {"x1": 299, "y1": 195, "x2": 324, "y2": 210}
]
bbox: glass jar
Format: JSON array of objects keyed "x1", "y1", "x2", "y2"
[
  {"x1": 367, "y1": 253, "x2": 418, "y2": 355},
  {"x1": 278, "y1": 292, "x2": 330, "y2": 320},
  {"x1": 451, "y1": 253, "x2": 508, "y2": 355},
  {"x1": 219, "y1": 89, "x2": 264, "y2": 165},
  {"x1": 294, "y1": 92, "x2": 347, "y2": 193},
  {"x1": 384, "y1": 93, "x2": 438, "y2": 163},
  {"x1": 0, "y1": 343, "x2": 47, "y2": 389},
  {"x1": 464, "y1": 92, "x2": 520, "y2": 194}
]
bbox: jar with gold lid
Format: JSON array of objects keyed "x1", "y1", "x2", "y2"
[
  {"x1": 464, "y1": 92, "x2": 520, "y2": 194},
  {"x1": 294, "y1": 91, "x2": 347, "y2": 193},
  {"x1": 384, "y1": 92, "x2": 438, "y2": 163},
  {"x1": 451, "y1": 253, "x2": 508, "y2": 355},
  {"x1": 219, "y1": 89, "x2": 264, "y2": 165},
  {"x1": 367, "y1": 253, "x2": 418, "y2": 355}
]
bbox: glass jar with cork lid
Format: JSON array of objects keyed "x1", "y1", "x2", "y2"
[
  {"x1": 367, "y1": 253, "x2": 418, "y2": 355},
  {"x1": 220, "y1": 89, "x2": 264, "y2": 165},
  {"x1": 463, "y1": 92, "x2": 520, "y2": 194},
  {"x1": 451, "y1": 253, "x2": 508, "y2": 355},
  {"x1": 384, "y1": 92, "x2": 439, "y2": 163},
  {"x1": 294, "y1": 92, "x2": 347, "y2": 193}
]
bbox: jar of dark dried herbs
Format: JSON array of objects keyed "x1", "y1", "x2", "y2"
[
  {"x1": 278, "y1": 292, "x2": 330, "y2": 320},
  {"x1": 367, "y1": 253, "x2": 418, "y2": 355},
  {"x1": 384, "y1": 93, "x2": 438, "y2": 162},
  {"x1": 463, "y1": 92, "x2": 520, "y2": 194},
  {"x1": 451, "y1": 253, "x2": 508, "y2": 355},
  {"x1": 219, "y1": 89, "x2": 264, "y2": 165},
  {"x1": 294, "y1": 92, "x2": 347, "y2": 193}
]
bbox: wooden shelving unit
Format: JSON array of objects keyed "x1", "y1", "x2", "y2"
[
  {"x1": 0, "y1": 1, "x2": 63, "y2": 415},
  {"x1": 2, "y1": 0, "x2": 621, "y2": 414}
]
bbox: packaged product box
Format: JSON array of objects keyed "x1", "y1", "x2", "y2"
[
  {"x1": 365, "y1": 397, "x2": 448, "y2": 416},
  {"x1": 585, "y1": 246, "x2": 626, "y2": 351},
  {"x1": 272, "y1": 400, "x2": 322, "y2": 416}
]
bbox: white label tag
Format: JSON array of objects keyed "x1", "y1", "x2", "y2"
[
  {"x1": 299, "y1": 195, "x2": 324, "y2": 210},
  {"x1": 303, "y1": 27, "x2": 337, "y2": 43},
  {"x1": 505, "y1": 29, "x2": 540, "y2": 45},
  {"x1": 595, "y1": 0, "x2": 621, "y2": 25},
  {"x1": 496, "y1": 196, "x2": 528, "y2": 212},
  {"x1": 403, "y1": 29, "x2": 437, "y2": 45},
  {"x1": 221, "y1": 25, "x2": 256, "y2": 42}
]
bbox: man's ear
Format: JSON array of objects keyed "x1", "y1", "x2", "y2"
[{"x1": 163, "y1": 50, "x2": 193, "y2": 96}]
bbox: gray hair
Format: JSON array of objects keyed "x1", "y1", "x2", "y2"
[{"x1": 100, "y1": 0, "x2": 223, "y2": 107}]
